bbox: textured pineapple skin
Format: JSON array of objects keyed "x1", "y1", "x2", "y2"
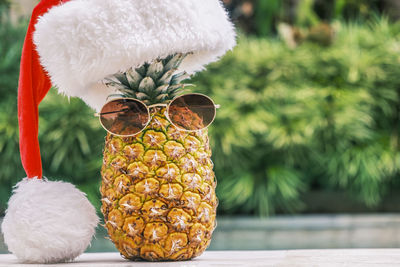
[{"x1": 100, "y1": 108, "x2": 217, "y2": 261}]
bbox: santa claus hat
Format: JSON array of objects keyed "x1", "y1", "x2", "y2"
[
  {"x1": 2, "y1": 0, "x2": 235, "y2": 264},
  {"x1": 34, "y1": 0, "x2": 236, "y2": 111}
]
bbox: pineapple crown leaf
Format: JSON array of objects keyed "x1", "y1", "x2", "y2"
[
  {"x1": 103, "y1": 53, "x2": 192, "y2": 105},
  {"x1": 170, "y1": 72, "x2": 190, "y2": 85},
  {"x1": 146, "y1": 60, "x2": 164, "y2": 80}
]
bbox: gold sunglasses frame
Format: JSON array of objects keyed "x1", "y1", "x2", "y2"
[{"x1": 95, "y1": 93, "x2": 220, "y2": 137}]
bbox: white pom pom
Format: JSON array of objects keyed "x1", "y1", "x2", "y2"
[{"x1": 1, "y1": 178, "x2": 99, "y2": 263}]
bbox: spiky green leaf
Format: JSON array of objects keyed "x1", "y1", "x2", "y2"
[
  {"x1": 162, "y1": 54, "x2": 174, "y2": 66},
  {"x1": 155, "y1": 94, "x2": 168, "y2": 102},
  {"x1": 103, "y1": 81, "x2": 130, "y2": 92},
  {"x1": 147, "y1": 60, "x2": 164, "y2": 81},
  {"x1": 164, "y1": 53, "x2": 185, "y2": 71},
  {"x1": 155, "y1": 84, "x2": 169, "y2": 94},
  {"x1": 113, "y1": 73, "x2": 130, "y2": 87},
  {"x1": 136, "y1": 92, "x2": 150, "y2": 102},
  {"x1": 136, "y1": 65, "x2": 147, "y2": 77},
  {"x1": 170, "y1": 72, "x2": 190, "y2": 85},
  {"x1": 158, "y1": 69, "x2": 177, "y2": 85},
  {"x1": 138, "y1": 77, "x2": 156, "y2": 94},
  {"x1": 126, "y1": 67, "x2": 143, "y2": 89}
]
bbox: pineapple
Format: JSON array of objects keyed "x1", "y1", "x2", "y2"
[{"x1": 100, "y1": 54, "x2": 218, "y2": 261}]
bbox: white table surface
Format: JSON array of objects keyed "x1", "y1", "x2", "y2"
[{"x1": 1, "y1": 249, "x2": 400, "y2": 267}]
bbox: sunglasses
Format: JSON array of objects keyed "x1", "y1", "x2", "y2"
[{"x1": 95, "y1": 93, "x2": 220, "y2": 137}]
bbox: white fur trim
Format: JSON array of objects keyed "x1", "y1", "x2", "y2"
[
  {"x1": 33, "y1": 0, "x2": 236, "y2": 111},
  {"x1": 1, "y1": 178, "x2": 99, "y2": 263}
]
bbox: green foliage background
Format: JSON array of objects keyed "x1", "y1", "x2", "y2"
[
  {"x1": 1, "y1": 3, "x2": 400, "y2": 216},
  {"x1": 225, "y1": 0, "x2": 391, "y2": 36},
  {"x1": 193, "y1": 19, "x2": 400, "y2": 215}
]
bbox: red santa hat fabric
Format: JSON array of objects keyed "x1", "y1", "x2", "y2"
[{"x1": 18, "y1": 0, "x2": 69, "y2": 179}]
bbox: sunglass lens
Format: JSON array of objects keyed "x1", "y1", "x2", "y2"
[
  {"x1": 100, "y1": 99, "x2": 149, "y2": 136},
  {"x1": 168, "y1": 94, "x2": 216, "y2": 131}
]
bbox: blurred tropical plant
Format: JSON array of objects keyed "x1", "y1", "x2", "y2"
[
  {"x1": 0, "y1": 2, "x2": 26, "y2": 210},
  {"x1": 223, "y1": 0, "x2": 395, "y2": 36},
  {"x1": 192, "y1": 17, "x2": 400, "y2": 215},
  {"x1": 333, "y1": 0, "x2": 381, "y2": 21}
]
